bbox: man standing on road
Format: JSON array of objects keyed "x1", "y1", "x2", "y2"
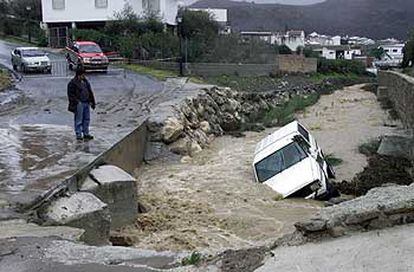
[{"x1": 67, "y1": 67, "x2": 96, "y2": 141}]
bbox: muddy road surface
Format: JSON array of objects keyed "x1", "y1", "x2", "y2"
[
  {"x1": 117, "y1": 84, "x2": 397, "y2": 253},
  {"x1": 0, "y1": 39, "x2": 190, "y2": 207}
]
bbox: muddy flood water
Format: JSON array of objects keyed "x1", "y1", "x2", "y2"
[{"x1": 115, "y1": 84, "x2": 398, "y2": 253}]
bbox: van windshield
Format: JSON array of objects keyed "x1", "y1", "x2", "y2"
[{"x1": 255, "y1": 142, "x2": 308, "y2": 183}]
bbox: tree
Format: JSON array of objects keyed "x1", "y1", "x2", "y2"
[
  {"x1": 277, "y1": 45, "x2": 292, "y2": 55},
  {"x1": 369, "y1": 47, "x2": 385, "y2": 60},
  {"x1": 403, "y1": 30, "x2": 414, "y2": 68},
  {"x1": 9, "y1": 0, "x2": 42, "y2": 21},
  {"x1": 180, "y1": 9, "x2": 220, "y2": 62}
]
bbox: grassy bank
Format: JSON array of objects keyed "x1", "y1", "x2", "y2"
[
  {"x1": 261, "y1": 93, "x2": 320, "y2": 127},
  {"x1": 120, "y1": 64, "x2": 178, "y2": 81},
  {"x1": 0, "y1": 69, "x2": 11, "y2": 91},
  {"x1": 0, "y1": 35, "x2": 35, "y2": 46},
  {"x1": 309, "y1": 72, "x2": 361, "y2": 83}
]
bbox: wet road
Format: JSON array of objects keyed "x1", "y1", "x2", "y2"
[{"x1": 0, "y1": 39, "x2": 173, "y2": 206}]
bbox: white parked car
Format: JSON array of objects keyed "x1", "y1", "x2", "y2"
[
  {"x1": 11, "y1": 47, "x2": 51, "y2": 73},
  {"x1": 253, "y1": 121, "x2": 337, "y2": 200}
]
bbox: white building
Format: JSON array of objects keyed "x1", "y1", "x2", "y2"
[
  {"x1": 273, "y1": 30, "x2": 305, "y2": 51},
  {"x1": 240, "y1": 31, "x2": 273, "y2": 44},
  {"x1": 307, "y1": 32, "x2": 341, "y2": 46},
  {"x1": 312, "y1": 45, "x2": 362, "y2": 60},
  {"x1": 240, "y1": 30, "x2": 305, "y2": 51},
  {"x1": 375, "y1": 43, "x2": 405, "y2": 67},
  {"x1": 189, "y1": 8, "x2": 230, "y2": 34},
  {"x1": 42, "y1": 0, "x2": 179, "y2": 27}
]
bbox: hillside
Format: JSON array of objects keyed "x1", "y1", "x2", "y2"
[{"x1": 191, "y1": 0, "x2": 414, "y2": 39}]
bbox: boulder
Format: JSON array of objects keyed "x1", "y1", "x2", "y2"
[
  {"x1": 81, "y1": 165, "x2": 138, "y2": 230},
  {"x1": 199, "y1": 121, "x2": 211, "y2": 134},
  {"x1": 295, "y1": 185, "x2": 414, "y2": 237},
  {"x1": 161, "y1": 117, "x2": 184, "y2": 143},
  {"x1": 40, "y1": 192, "x2": 110, "y2": 246},
  {"x1": 377, "y1": 135, "x2": 414, "y2": 161}
]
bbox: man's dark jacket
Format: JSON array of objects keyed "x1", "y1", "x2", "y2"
[{"x1": 67, "y1": 77, "x2": 96, "y2": 113}]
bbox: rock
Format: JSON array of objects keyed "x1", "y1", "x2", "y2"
[
  {"x1": 221, "y1": 112, "x2": 241, "y2": 131},
  {"x1": 161, "y1": 117, "x2": 184, "y2": 143},
  {"x1": 39, "y1": 192, "x2": 111, "y2": 246},
  {"x1": 81, "y1": 165, "x2": 138, "y2": 230},
  {"x1": 377, "y1": 135, "x2": 414, "y2": 161},
  {"x1": 169, "y1": 136, "x2": 191, "y2": 155},
  {"x1": 200, "y1": 121, "x2": 211, "y2": 134},
  {"x1": 296, "y1": 185, "x2": 414, "y2": 237},
  {"x1": 0, "y1": 219, "x2": 84, "y2": 241},
  {"x1": 181, "y1": 156, "x2": 193, "y2": 164},
  {"x1": 190, "y1": 142, "x2": 202, "y2": 156}
]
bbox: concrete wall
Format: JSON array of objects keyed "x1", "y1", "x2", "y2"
[
  {"x1": 30, "y1": 120, "x2": 148, "y2": 212},
  {"x1": 378, "y1": 71, "x2": 414, "y2": 129},
  {"x1": 186, "y1": 63, "x2": 279, "y2": 77},
  {"x1": 278, "y1": 55, "x2": 317, "y2": 74},
  {"x1": 133, "y1": 57, "x2": 317, "y2": 77}
]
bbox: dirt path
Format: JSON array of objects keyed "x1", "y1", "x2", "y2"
[{"x1": 116, "y1": 84, "x2": 396, "y2": 253}]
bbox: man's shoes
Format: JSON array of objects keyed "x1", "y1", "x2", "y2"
[
  {"x1": 83, "y1": 135, "x2": 94, "y2": 141},
  {"x1": 76, "y1": 136, "x2": 83, "y2": 141}
]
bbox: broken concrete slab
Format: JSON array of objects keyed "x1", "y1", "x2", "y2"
[
  {"x1": 0, "y1": 236, "x2": 187, "y2": 272},
  {"x1": 39, "y1": 192, "x2": 111, "y2": 246},
  {"x1": 0, "y1": 219, "x2": 84, "y2": 241},
  {"x1": 256, "y1": 223, "x2": 414, "y2": 272},
  {"x1": 295, "y1": 184, "x2": 414, "y2": 237},
  {"x1": 81, "y1": 165, "x2": 138, "y2": 230}
]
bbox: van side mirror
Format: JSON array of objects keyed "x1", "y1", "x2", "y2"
[{"x1": 293, "y1": 135, "x2": 311, "y2": 153}]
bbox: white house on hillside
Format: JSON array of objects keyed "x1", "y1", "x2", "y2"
[
  {"x1": 240, "y1": 30, "x2": 305, "y2": 51},
  {"x1": 312, "y1": 45, "x2": 362, "y2": 60},
  {"x1": 307, "y1": 32, "x2": 341, "y2": 46},
  {"x1": 42, "y1": 0, "x2": 179, "y2": 46},
  {"x1": 275, "y1": 30, "x2": 305, "y2": 51},
  {"x1": 375, "y1": 43, "x2": 405, "y2": 67}
]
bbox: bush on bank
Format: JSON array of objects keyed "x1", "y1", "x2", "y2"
[{"x1": 317, "y1": 59, "x2": 366, "y2": 75}]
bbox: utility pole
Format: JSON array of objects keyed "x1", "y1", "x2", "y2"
[
  {"x1": 26, "y1": 5, "x2": 32, "y2": 43},
  {"x1": 176, "y1": 9, "x2": 184, "y2": 77}
]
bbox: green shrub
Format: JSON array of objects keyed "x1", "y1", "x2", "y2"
[
  {"x1": 358, "y1": 138, "x2": 381, "y2": 157},
  {"x1": 317, "y1": 59, "x2": 366, "y2": 75},
  {"x1": 262, "y1": 93, "x2": 320, "y2": 127},
  {"x1": 181, "y1": 252, "x2": 202, "y2": 266},
  {"x1": 325, "y1": 154, "x2": 343, "y2": 166}
]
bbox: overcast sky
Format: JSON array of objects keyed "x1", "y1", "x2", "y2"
[{"x1": 183, "y1": 0, "x2": 326, "y2": 6}]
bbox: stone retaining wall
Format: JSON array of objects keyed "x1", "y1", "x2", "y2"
[
  {"x1": 378, "y1": 71, "x2": 414, "y2": 129},
  {"x1": 147, "y1": 77, "x2": 364, "y2": 158}
]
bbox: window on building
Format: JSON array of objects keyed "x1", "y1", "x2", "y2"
[
  {"x1": 95, "y1": 0, "x2": 108, "y2": 8},
  {"x1": 143, "y1": 0, "x2": 160, "y2": 13},
  {"x1": 392, "y1": 49, "x2": 398, "y2": 53},
  {"x1": 52, "y1": 0, "x2": 65, "y2": 10}
]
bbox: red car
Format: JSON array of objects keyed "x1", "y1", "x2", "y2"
[{"x1": 66, "y1": 41, "x2": 109, "y2": 72}]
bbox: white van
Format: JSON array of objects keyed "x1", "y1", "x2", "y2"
[{"x1": 253, "y1": 121, "x2": 337, "y2": 200}]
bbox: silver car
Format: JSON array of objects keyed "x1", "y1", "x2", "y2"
[{"x1": 11, "y1": 47, "x2": 51, "y2": 73}]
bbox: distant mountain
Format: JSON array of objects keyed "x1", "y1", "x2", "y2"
[
  {"x1": 184, "y1": 0, "x2": 325, "y2": 6},
  {"x1": 191, "y1": 0, "x2": 414, "y2": 40}
]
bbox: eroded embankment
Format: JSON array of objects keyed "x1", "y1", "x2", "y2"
[{"x1": 113, "y1": 83, "x2": 393, "y2": 254}]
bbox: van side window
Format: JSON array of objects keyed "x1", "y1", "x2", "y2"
[{"x1": 298, "y1": 124, "x2": 310, "y2": 142}]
